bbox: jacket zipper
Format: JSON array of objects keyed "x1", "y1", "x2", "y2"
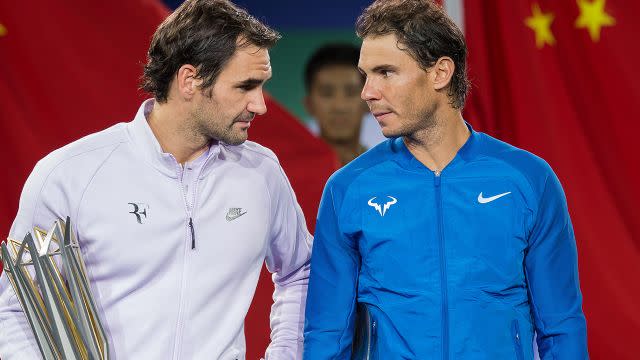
[
  {"x1": 434, "y1": 171, "x2": 449, "y2": 360},
  {"x1": 172, "y1": 161, "x2": 204, "y2": 359},
  {"x1": 365, "y1": 311, "x2": 372, "y2": 360},
  {"x1": 188, "y1": 217, "x2": 196, "y2": 249},
  {"x1": 370, "y1": 320, "x2": 377, "y2": 360},
  {"x1": 511, "y1": 319, "x2": 525, "y2": 360}
]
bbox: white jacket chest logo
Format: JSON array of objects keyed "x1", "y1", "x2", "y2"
[
  {"x1": 226, "y1": 208, "x2": 247, "y2": 221},
  {"x1": 128, "y1": 202, "x2": 149, "y2": 224},
  {"x1": 368, "y1": 196, "x2": 397, "y2": 217},
  {"x1": 477, "y1": 191, "x2": 511, "y2": 204}
]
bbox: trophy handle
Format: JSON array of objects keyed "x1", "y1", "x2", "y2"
[{"x1": 351, "y1": 302, "x2": 375, "y2": 360}]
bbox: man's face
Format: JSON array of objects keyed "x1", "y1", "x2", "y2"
[
  {"x1": 190, "y1": 43, "x2": 272, "y2": 145},
  {"x1": 305, "y1": 65, "x2": 366, "y2": 144},
  {"x1": 358, "y1": 34, "x2": 439, "y2": 138}
]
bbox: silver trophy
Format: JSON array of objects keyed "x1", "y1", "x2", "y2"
[{"x1": 1, "y1": 217, "x2": 109, "y2": 359}]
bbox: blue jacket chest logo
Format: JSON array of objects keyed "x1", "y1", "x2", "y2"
[{"x1": 367, "y1": 196, "x2": 397, "y2": 217}]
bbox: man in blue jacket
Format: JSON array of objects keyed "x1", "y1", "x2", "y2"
[{"x1": 303, "y1": 0, "x2": 588, "y2": 359}]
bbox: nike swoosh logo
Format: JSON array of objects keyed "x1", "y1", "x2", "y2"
[
  {"x1": 226, "y1": 211, "x2": 247, "y2": 221},
  {"x1": 477, "y1": 191, "x2": 511, "y2": 204}
]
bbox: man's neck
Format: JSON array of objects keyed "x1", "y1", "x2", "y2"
[
  {"x1": 403, "y1": 109, "x2": 469, "y2": 174},
  {"x1": 326, "y1": 138, "x2": 366, "y2": 166},
  {"x1": 147, "y1": 100, "x2": 209, "y2": 164}
]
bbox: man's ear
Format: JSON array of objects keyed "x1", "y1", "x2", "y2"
[
  {"x1": 432, "y1": 56, "x2": 455, "y2": 91},
  {"x1": 175, "y1": 64, "x2": 201, "y2": 100}
]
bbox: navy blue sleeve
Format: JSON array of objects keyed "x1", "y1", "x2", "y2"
[
  {"x1": 525, "y1": 168, "x2": 588, "y2": 359},
  {"x1": 303, "y1": 181, "x2": 360, "y2": 359}
]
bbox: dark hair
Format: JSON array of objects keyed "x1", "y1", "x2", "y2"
[
  {"x1": 141, "y1": 0, "x2": 280, "y2": 103},
  {"x1": 304, "y1": 43, "x2": 364, "y2": 92},
  {"x1": 356, "y1": 0, "x2": 469, "y2": 109}
]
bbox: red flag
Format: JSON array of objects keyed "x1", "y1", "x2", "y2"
[
  {"x1": 463, "y1": 1, "x2": 640, "y2": 358},
  {"x1": 0, "y1": 0, "x2": 169, "y2": 234},
  {"x1": 0, "y1": 1, "x2": 336, "y2": 358}
]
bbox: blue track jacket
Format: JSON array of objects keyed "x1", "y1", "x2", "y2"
[{"x1": 304, "y1": 126, "x2": 588, "y2": 359}]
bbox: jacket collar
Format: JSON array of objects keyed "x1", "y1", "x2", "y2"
[
  {"x1": 126, "y1": 99, "x2": 221, "y2": 178},
  {"x1": 392, "y1": 121, "x2": 481, "y2": 173}
]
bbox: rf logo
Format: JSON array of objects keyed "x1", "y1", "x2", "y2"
[{"x1": 128, "y1": 203, "x2": 149, "y2": 224}]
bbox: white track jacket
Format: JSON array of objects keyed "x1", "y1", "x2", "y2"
[{"x1": 0, "y1": 100, "x2": 312, "y2": 359}]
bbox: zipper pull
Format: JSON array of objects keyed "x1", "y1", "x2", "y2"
[{"x1": 189, "y1": 217, "x2": 196, "y2": 249}]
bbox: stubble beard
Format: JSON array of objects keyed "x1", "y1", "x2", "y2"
[
  {"x1": 389, "y1": 101, "x2": 439, "y2": 143},
  {"x1": 192, "y1": 102, "x2": 251, "y2": 146},
  {"x1": 224, "y1": 111, "x2": 255, "y2": 145}
]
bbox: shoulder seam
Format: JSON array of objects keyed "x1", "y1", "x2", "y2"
[
  {"x1": 233, "y1": 143, "x2": 280, "y2": 166},
  {"x1": 478, "y1": 151, "x2": 551, "y2": 239},
  {"x1": 29, "y1": 141, "x2": 127, "y2": 229},
  {"x1": 330, "y1": 159, "x2": 393, "y2": 214},
  {"x1": 75, "y1": 143, "x2": 125, "y2": 231},
  {"x1": 478, "y1": 152, "x2": 541, "y2": 202}
]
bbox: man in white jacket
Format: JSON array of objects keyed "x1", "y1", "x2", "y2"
[{"x1": 0, "y1": 0, "x2": 311, "y2": 359}]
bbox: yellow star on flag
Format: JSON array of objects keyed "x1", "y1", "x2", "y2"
[
  {"x1": 575, "y1": 0, "x2": 616, "y2": 42},
  {"x1": 0, "y1": 23, "x2": 7, "y2": 37},
  {"x1": 525, "y1": 3, "x2": 556, "y2": 48}
]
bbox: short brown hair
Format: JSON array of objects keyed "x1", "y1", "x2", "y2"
[
  {"x1": 356, "y1": 0, "x2": 469, "y2": 109},
  {"x1": 141, "y1": 0, "x2": 280, "y2": 103},
  {"x1": 304, "y1": 43, "x2": 363, "y2": 92}
]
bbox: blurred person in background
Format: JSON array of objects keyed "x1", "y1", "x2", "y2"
[
  {"x1": 304, "y1": 43, "x2": 370, "y2": 166},
  {"x1": 0, "y1": 0, "x2": 310, "y2": 359}
]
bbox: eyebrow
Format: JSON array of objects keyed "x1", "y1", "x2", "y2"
[
  {"x1": 372, "y1": 64, "x2": 398, "y2": 72},
  {"x1": 235, "y1": 78, "x2": 268, "y2": 88},
  {"x1": 358, "y1": 64, "x2": 399, "y2": 74}
]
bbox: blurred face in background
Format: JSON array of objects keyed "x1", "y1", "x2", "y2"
[{"x1": 305, "y1": 65, "x2": 367, "y2": 144}]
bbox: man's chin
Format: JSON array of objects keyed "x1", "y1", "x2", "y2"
[
  {"x1": 224, "y1": 137, "x2": 248, "y2": 146},
  {"x1": 381, "y1": 128, "x2": 401, "y2": 138},
  {"x1": 227, "y1": 132, "x2": 249, "y2": 145}
]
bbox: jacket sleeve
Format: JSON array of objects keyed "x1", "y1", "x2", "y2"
[
  {"x1": 303, "y1": 181, "x2": 360, "y2": 359},
  {"x1": 263, "y1": 165, "x2": 313, "y2": 360},
  {"x1": 1, "y1": 159, "x2": 72, "y2": 360},
  {"x1": 525, "y1": 168, "x2": 588, "y2": 359}
]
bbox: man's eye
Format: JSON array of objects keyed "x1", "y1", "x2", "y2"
[{"x1": 237, "y1": 82, "x2": 262, "y2": 91}]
